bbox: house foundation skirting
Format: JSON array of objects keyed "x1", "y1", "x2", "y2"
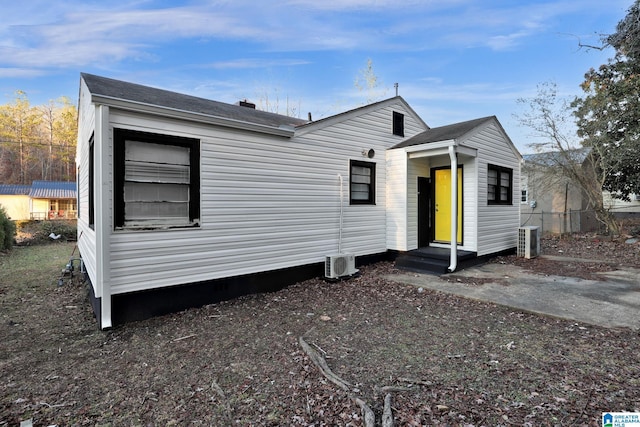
[{"x1": 86, "y1": 251, "x2": 395, "y2": 329}]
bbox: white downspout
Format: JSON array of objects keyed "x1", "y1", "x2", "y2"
[
  {"x1": 448, "y1": 145, "x2": 458, "y2": 273},
  {"x1": 337, "y1": 173, "x2": 344, "y2": 254},
  {"x1": 96, "y1": 105, "x2": 112, "y2": 329}
]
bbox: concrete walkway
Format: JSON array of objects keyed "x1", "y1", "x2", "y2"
[{"x1": 387, "y1": 258, "x2": 640, "y2": 330}]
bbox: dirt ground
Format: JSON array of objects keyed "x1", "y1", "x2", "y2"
[{"x1": 1, "y1": 224, "x2": 640, "y2": 426}]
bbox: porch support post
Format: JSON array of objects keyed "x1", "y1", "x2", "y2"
[{"x1": 448, "y1": 145, "x2": 458, "y2": 273}]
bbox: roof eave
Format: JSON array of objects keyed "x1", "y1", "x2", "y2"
[
  {"x1": 404, "y1": 140, "x2": 478, "y2": 158},
  {"x1": 90, "y1": 94, "x2": 296, "y2": 138}
]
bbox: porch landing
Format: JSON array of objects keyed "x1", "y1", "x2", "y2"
[{"x1": 395, "y1": 247, "x2": 479, "y2": 275}]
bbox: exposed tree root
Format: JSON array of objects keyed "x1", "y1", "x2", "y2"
[
  {"x1": 299, "y1": 336, "x2": 398, "y2": 427},
  {"x1": 382, "y1": 393, "x2": 393, "y2": 427},
  {"x1": 298, "y1": 336, "x2": 350, "y2": 391},
  {"x1": 354, "y1": 397, "x2": 376, "y2": 427}
]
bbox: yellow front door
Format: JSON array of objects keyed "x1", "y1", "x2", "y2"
[{"x1": 434, "y1": 168, "x2": 462, "y2": 243}]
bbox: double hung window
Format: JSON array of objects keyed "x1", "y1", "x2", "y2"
[
  {"x1": 114, "y1": 129, "x2": 200, "y2": 229},
  {"x1": 350, "y1": 160, "x2": 376, "y2": 205},
  {"x1": 488, "y1": 164, "x2": 512, "y2": 205}
]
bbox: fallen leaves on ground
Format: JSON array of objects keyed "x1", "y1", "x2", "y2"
[{"x1": 1, "y1": 231, "x2": 639, "y2": 426}]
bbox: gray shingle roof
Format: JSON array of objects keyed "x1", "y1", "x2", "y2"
[
  {"x1": 29, "y1": 181, "x2": 76, "y2": 199},
  {"x1": 523, "y1": 148, "x2": 590, "y2": 167},
  {"x1": 392, "y1": 116, "x2": 495, "y2": 149},
  {"x1": 81, "y1": 73, "x2": 308, "y2": 129}
]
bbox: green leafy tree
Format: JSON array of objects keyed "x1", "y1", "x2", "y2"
[{"x1": 572, "y1": 0, "x2": 640, "y2": 201}]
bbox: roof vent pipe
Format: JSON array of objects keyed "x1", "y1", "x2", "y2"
[{"x1": 237, "y1": 100, "x2": 256, "y2": 109}]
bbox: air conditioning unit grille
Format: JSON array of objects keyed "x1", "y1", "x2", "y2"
[
  {"x1": 325, "y1": 253, "x2": 358, "y2": 279},
  {"x1": 334, "y1": 257, "x2": 347, "y2": 276},
  {"x1": 517, "y1": 226, "x2": 540, "y2": 259}
]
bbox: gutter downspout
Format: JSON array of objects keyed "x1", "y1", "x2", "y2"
[
  {"x1": 96, "y1": 105, "x2": 112, "y2": 329},
  {"x1": 337, "y1": 174, "x2": 344, "y2": 254},
  {"x1": 448, "y1": 145, "x2": 458, "y2": 273}
]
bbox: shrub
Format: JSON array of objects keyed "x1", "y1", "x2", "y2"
[
  {"x1": 15, "y1": 219, "x2": 77, "y2": 245},
  {"x1": 37, "y1": 220, "x2": 77, "y2": 241},
  {"x1": 0, "y1": 205, "x2": 16, "y2": 251}
]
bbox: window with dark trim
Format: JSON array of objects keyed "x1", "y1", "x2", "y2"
[
  {"x1": 487, "y1": 164, "x2": 513, "y2": 205},
  {"x1": 392, "y1": 111, "x2": 404, "y2": 136},
  {"x1": 350, "y1": 160, "x2": 376, "y2": 205},
  {"x1": 113, "y1": 129, "x2": 200, "y2": 229},
  {"x1": 88, "y1": 136, "x2": 95, "y2": 229}
]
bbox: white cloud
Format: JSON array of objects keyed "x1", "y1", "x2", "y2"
[
  {"x1": 0, "y1": 0, "x2": 628, "y2": 79},
  {"x1": 0, "y1": 68, "x2": 48, "y2": 78},
  {"x1": 205, "y1": 58, "x2": 311, "y2": 69}
]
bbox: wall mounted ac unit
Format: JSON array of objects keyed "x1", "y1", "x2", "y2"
[
  {"x1": 517, "y1": 226, "x2": 540, "y2": 259},
  {"x1": 325, "y1": 253, "x2": 358, "y2": 279}
]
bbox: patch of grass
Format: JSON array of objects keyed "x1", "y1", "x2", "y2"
[{"x1": 0, "y1": 241, "x2": 76, "y2": 295}]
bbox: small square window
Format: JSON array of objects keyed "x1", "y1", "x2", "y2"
[
  {"x1": 350, "y1": 160, "x2": 376, "y2": 205},
  {"x1": 393, "y1": 111, "x2": 404, "y2": 137},
  {"x1": 488, "y1": 164, "x2": 512, "y2": 205}
]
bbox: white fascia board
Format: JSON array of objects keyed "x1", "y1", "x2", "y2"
[
  {"x1": 456, "y1": 145, "x2": 478, "y2": 158},
  {"x1": 406, "y1": 140, "x2": 477, "y2": 159},
  {"x1": 91, "y1": 94, "x2": 296, "y2": 138},
  {"x1": 405, "y1": 139, "x2": 456, "y2": 154},
  {"x1": 408, "y1": 147, "x2": 450, "y2": 158}
]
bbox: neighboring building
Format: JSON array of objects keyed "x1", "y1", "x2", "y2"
[
  {"x1": 0, "y1": 181, "x2": 77, "y2": 220},
  {"x1": 0, "y1": 184, "x2": 30, "y2": 220},
  {"x1": 603, "y1": 192, "x2": 640, "y2": 218},
  {"x1": 77, "y1": 73, "x2": 522, "y2": 329},
  {"x1": 520, "y1": 150, "x2": 599, "y2": 234}
]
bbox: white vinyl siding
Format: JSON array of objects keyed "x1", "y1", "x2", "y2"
[
  {"x1": 76, "y1": 79, "x2": 98, "y2": 296},
  {"x1": 466, "y1": 122, "x2": 520, "y2": 256},
  {"x1": 385, "y1": 148, "x2": 408, "y2": 250},
  {"x1": 102, "y1": 101, "x2": 427, "y2": 295}
]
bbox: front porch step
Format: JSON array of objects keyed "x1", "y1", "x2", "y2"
[{"x1": 395, "y1": 247, "x2": 478, "y2": 275}]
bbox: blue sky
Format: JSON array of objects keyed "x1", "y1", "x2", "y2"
[{"x1": 0, "y1": 0, "x2": 633, "y2": 153}]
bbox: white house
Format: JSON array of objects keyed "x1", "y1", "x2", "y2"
[
  {"x1": 604, "y1": 192, "x2": 640, "y2": 218},
  {"x1": 77, "y1": 73, "x2": 521, "y2": 329}
]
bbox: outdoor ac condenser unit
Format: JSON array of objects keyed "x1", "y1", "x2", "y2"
[
  {"x1": 325, "y1": 253, "x2": 358, "y2": 279},
  {"x1": 517, "y1": 226, "x2": 540, "y2": 259}
]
